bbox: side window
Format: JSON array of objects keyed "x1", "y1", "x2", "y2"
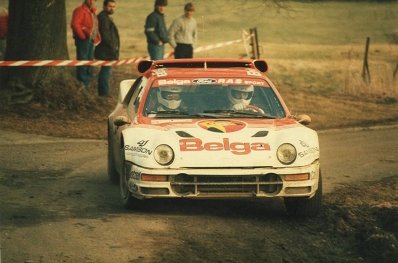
[
  {"x1": 252, "y1": 87, "x2": 286, "y2": 118},
  {"x1": 123, "y1": 76, "x2": 143, "y2": 106},
  {"x1": 127, "y1": 78, "x2": 148, "y2": 118}
]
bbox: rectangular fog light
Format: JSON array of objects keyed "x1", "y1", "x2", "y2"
[
  {"x1": 141, "y1": 174, "x2": 168, "y2": 182},
  {"x1": 285, "y1": 186, "x2": 311, "y2": 195},
  {"x1": 284, "y1": 173, "x2": 310, "y2": 181}
]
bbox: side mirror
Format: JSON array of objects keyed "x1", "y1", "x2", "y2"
[
  {"x1": 295, "y1": 114, "x2": 311, "y2": 126},
  {"x1": 114, "y1": 116, "x2": 131, "y2": 127}
]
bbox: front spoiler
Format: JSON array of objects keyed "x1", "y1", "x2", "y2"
[{"x1": 127, "y1": 161, "x2": 320, "y2": 199}]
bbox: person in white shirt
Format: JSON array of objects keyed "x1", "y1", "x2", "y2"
[{"x1": 168, "y1": 2, "x2": 197, "y2": 59}]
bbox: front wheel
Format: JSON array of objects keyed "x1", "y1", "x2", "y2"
[
  {"x1": 284, "y1": 173, "x2": 322, "y2": 218},
  {"x1": 107, "y1": 123, "x2": 119, "y2": 184},
  {"x1": 120, "y1": 154, "x2": 139, "y2": 209}
]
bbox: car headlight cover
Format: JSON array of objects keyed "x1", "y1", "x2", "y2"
[
  {"x1": 154, "y1": 144, "x2": 174, "y2": 165},
  {"x1": 277, "y1": 143, "x2": 297, "y2": 165}
]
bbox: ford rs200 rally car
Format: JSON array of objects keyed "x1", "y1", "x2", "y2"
[{"x1": 108, "y1": 59, "x2": 321, "y2": 217}]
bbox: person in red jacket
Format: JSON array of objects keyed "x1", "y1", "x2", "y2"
[
  {"x1": 71, "y1": 0, "x2": 101, "y2": 89},
  {"x1": 0, "y1": 7, "x2": 8, "y2": 60}
]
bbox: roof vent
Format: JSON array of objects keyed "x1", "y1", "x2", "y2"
[
  {"x1": 175, "y1": 131, "x2": 194, "y2": 138},
  {"x1": 253, "y1": 60, "x2": 268, "y2": 73},
  {"x1": 137, "y1": 60, "x2": 154, "y2": 73},
  {"x1": 252, "y1": 130, "x2": 269, "y2": 137}
]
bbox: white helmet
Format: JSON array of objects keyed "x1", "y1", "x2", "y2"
[
  {"x1": 157, "y1": 86, "x2": 182, "y2": 110},
  {"x1": 228, "y1": 85, "x2": 254, "y2": 106}
]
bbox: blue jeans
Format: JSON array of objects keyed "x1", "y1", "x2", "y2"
[
  {"x1": 98, "y1": 66, "x2": 112, "y2": 96},
  {"x1": 75, "y1": 38, "x2": 94, "y2": 87},
  {"x1": 147, "y1": 43, "x2": 164, "y2": 60}
]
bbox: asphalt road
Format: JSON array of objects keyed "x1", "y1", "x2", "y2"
[
  {"x1": 1, "y1": 126, "x2": 396, "y2": 193},
  {"x1": 0, "y1": 126, "x2": 397, "y2": 262},
  {"x1": 318, "y1": 126, "x2": 398, "y2": 193}
]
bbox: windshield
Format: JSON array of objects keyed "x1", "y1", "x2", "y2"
[{"x1": 143, "y1": 84, "x2": 286, "y2": 119}]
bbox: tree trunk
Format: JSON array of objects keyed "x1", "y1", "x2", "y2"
[{"x1": 2, "y1": 0, "x2": 69, "y2": 104}]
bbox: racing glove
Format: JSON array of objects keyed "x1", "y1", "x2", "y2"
[{"x1": 232, "y1": 103, "x2": 247, "y2": 111}]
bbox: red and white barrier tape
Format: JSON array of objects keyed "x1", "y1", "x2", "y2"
[
  {"x1": 194, "y1": 39, "x2": 244, "y2": 53},
  {"x1": 0, "y1": 35, "x2": 249, "y2": 67},
  {"x1": 0, "y1": 58, "x2": 148, "y2": 67}
]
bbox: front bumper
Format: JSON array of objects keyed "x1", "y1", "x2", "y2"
[{"x1": 127, "y1": 160, "x2": 320, "y2": 199}]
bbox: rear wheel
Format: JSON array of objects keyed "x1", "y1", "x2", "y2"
[
  {"x1": 107, "y1": 123, "x2": 119, "y2": 184},
  {"x1": 284, "y1": 173, "x2": 322, "y2": 218}
]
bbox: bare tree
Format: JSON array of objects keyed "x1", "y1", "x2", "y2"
[{"x1": 1, "y1": 0, "x2": 69, "y2": 104}]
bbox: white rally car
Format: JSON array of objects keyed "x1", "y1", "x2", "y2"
[{"x1": 108, "y1": 59, "x2": 321, "y2": 217}]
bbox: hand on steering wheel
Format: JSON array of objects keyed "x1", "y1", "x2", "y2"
[
  {"x1": 233, "y1": 103, "x2": 265, "y2": 114},
  {"x1": 245, "y1": 104, "x2": 265, "y2": 114}
]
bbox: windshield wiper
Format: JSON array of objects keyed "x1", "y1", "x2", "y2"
[
  {"x1": 146, "y1": 110, "x2": 195, "y2": 118},
  {"x1": 147, "y1": 110, "x2": 189, "y2": 115},
  {"x1": 203, "y1": 110, "x2": 276, "y2": 119},
  {"x1": 146, "y1": 110, "x2": 276, "y2": 119}
]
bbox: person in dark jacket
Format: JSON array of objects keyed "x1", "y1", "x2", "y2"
[
  {"x1": 144, "y1": 0, "x2": 169, "y2": 60},
  {"x1": 94, "y1": 0, "x2": 120, "y2": 96},
  {"x1": 71, "y1": 0, "x2": 101, "y2": 89}
]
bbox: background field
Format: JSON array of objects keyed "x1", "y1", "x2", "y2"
[
  {"x1": 65, "y1": 0, "x2": 398, "y2": 130},
  {"x1": 69, "y1": 0, "x2": 398, "y2": 97},
  {"x1": 0, "y1": 0, "x2": 397, "y2": 136},
  {"x1": 66, "y1": 0, "x2": 398, "y2": 95}
]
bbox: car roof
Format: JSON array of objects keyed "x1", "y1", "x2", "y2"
[{"x1": 153, "y1": 68, "x2": 264, "y2": 79}]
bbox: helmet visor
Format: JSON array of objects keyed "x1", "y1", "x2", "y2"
[
  {"x1": 231, "y1": 89, "x2": 253, "y2": 100},
  {"x1": 162, "y1": 91, "x2": 181, "y2": 100}
]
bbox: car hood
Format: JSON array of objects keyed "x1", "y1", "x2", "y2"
[{"x1": 123, "y1": 118, "x2": 319, "y2": 169}]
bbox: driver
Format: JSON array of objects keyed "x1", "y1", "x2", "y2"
[
  {"x1": 157, "y1": 86, "x2": 184, "y2": 110},
  {"x1": 227, "y1": 85, "x2": 264, "y2": 113}
]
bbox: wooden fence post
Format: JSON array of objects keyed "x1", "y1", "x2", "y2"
[
  {"x1": 361, "y1": 37, "x2": 371, "y2": 84},
  {"x1": 249, "y1": 28, "x2": 260, "y2": 59}
]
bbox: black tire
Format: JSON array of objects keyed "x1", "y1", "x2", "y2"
[
  {"x1": 284, "y1": 173, "x2": 322, "y2": 218},
  {"x1": 107, "y1": 123, "x2": 119, "y2": 184},
  {"x1": 119, "y1": 149, "x2": 140, "y2": 209}
]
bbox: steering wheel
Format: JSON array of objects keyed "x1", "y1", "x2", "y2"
[{"x1": 245, "y1": 104, "x2": 265, "y2": 114}]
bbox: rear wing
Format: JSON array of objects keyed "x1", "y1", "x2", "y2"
[{"x1": 137, "y1": 59, "x2": 268, "y2": 74}]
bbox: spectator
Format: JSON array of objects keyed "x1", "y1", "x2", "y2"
[
  {"x1": 0, "y1": 7, "x2": 8, "y2": 60},
  {"x1": 168, "y1": 2, "x2": 197, "y2": 59},
  {"x1": 144, "y1": 0, "x2": 169, "y2": 60},
  {"x1": 71, "y1": 0, "x2": 101, "y2": 89},
  {"x1": 94, "y1": 0, "x2": 120, "y2": 96}
]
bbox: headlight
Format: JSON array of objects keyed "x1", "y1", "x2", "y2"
[
  {"x1": 154, "y1": 144, "x2": 174, "y2": 165},
  {"x1": 277, "y1": 143, "x2": 297, "y2": 165}
]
